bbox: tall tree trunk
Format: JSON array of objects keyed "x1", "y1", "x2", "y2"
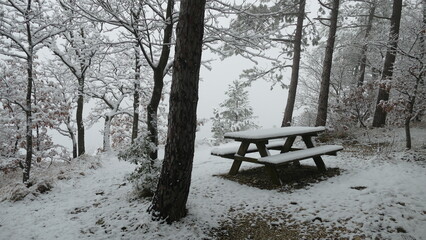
[
  {"x1": 357, "y1": 2, "x2": 376, "y2": 87},
  {"x1": 422, "y1": 0, "x2": 426, "y2": 57},
  {"x1": 67, "y1": 119, "x2": 78, "y2": 159},
  {"x1": 76, "y1": 78, "x2": 85, "y2": 155},
  {"x1": 282, "y1": 0, "x2": 305, "y2": 127},
  {"x1": 103, "y1": 115, "x2": 111, "y2": 152},
  {"x1": 33, "y1": 82, "x2": 40, "y2": 152},
  {"x1": 147, "y1": 70, "x2": 164, "y2": 160},
  {"x1": 146, "y1": 0, "x2": 175, "y2": 160},
  {"x1": 372, "y1": 0, "x2": 402, "y2": 127},
  {"x1": 24, "y1": 55, "x2": 33, "y2": 184},
  {"x1": 315, "y1": 0, "x2": 340, "y2": 127},
  {"x1": 404, "y1": 82, "x2": 419, "y2": 150},
  {"x1": 23, "y1": 2, "x2": 33, "y2": 184},
  {"x1": 132, "y1": 46, "x2": 141, "y2": 143},
  {"x1": 149, "y1": 0, "x2": 206, "y2": 223}
]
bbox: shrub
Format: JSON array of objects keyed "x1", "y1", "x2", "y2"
[{"x1": 118, "y1": 133, "x2": 161, "y2": 198}]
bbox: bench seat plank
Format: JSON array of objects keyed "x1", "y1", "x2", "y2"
[{"x1": 258, "y1": 145, "x2": 343, "y2": 165}]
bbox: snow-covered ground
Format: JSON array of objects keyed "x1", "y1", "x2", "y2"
[{"x1": 0, "y1": 127, "x2": 425, "y2": 239}]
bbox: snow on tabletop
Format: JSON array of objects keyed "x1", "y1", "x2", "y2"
[
  {"x1": 224, "y1": 126, "x2": 326, "y2": 140},
  {"x1": 258, "y1": 145, "x2": 344, "y2": 164}
]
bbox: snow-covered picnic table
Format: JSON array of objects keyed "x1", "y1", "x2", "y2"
[{"x1": 211, "y1": 126, "x2": 343, "y2": 185}]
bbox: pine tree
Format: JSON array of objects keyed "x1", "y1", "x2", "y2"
[
  {"x1": 211, "y1": 80, "x2": 258, "y2": 143},
  {"x1": 149, "y1": 0, "x2": 206, "y2": 222}
]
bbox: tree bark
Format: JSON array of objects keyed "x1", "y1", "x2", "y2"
[
  {"x1": 357, "y1": 2, "x2": 376, "y2": 87},
  {"x1": 146, "y1": 0, "x2": 175, "y2": 160},
  {"x1": 76, "y1": 78, "x2": 85, "y2": 155},
  {"x1": 282, "y1": 0, "x2": 305, "y2": 127},
  {"x1": 149, "y1": 0, "x2": 206, "y2": 223},
  {"x1": 67, "y1": 119, "x2": 78, "y2": 159},
  {"x1": 422, "y1": 0, "x2": 426, "y2": 58},
  {"x1": 147, "y1": 69, "x2": 164, "y2": 160},
  {"x1": 102, "y1": 115, "x2": 112, "y2": 151},
  {"x1": 132, "y1": 46, "x2": 141, "y2": 143},
  {"x1": 315, "y1": 0, "x2": 340, "y2": 127},
  {"x1": 372, "y1": 0, "x2": 402, "y2": 127},
  {"x1": 23, "y1": 2, "x2": 33, "y2": 184}
]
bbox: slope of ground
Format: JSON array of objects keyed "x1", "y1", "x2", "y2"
[{"x1": 0, "y1": 127, "x2": 425, "y2": 239}]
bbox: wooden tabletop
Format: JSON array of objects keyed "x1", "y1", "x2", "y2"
[{"x1": 224, "y1": 126, "x2": 326, "y2": 142}]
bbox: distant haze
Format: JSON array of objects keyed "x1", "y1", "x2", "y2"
[{"x1": 197, "y1": 52, "x2": 289, "y2": 141}]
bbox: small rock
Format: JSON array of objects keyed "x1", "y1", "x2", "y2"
[
  {"x1": 57, "y1": 175, "x2": 67, "y2": 180},
  {"x1": 36, "y1": 180, "x2": 53, "y2": 194},
  {"x1": 96, "y1": 218, "x2": 105, "y2": 225},
  {"x1": 70, "y1": 206, "x2": 89, "y2": 214},
  {"x1": 88, "y1": 227, "x2": 98, "y2": 234}
]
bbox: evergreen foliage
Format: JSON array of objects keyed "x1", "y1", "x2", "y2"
[
  {"x1": 117, "y1": 133, "x2": 160, "y2": 198},
  {"x1": 211, "y1": 80, "x2": 258, "y2": 144}
]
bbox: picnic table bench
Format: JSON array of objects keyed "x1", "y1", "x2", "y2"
[{"x1": 211, "y1": 126, "x2": 343, "y2": 185}]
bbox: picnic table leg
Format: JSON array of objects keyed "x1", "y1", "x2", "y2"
[
  {"x1": 281, "y1": 136, "x2": 301, "y2": 167},
  {"x1": 265, "y1": 165, "x2": 282, "y2": 185},
  {"x1": 302, "y1": 136, "x2": 327, "y2": 172},
  {"x1": 229, "y1": 141, "x2": 250, "y2": 175},
  {"x1": 256, "y1": 143, "x2": 282, "y2": 185}
]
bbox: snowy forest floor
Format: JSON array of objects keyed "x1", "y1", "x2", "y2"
[{"x1": 1, "y1": 125, "x2": 426, "y2": 240}]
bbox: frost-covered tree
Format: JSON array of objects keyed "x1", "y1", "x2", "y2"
[
  {"x1": 295, "y1": 0, "x2": 393, "y2": 129},
  {"x1": 211, "y1": 80, "x2": 258, "y2": 144},
  {"x1": 0, "y1": 60, "x2": 27, "y2": 165},
  {"x1": 46, "y1": 1, "x2": 106, "y2": 156},
  {"x1": 372, "y1": 0, "x2": 403, "y2": 127},
  {"x1": 41, "y1": 61, "x2": 79, "y2": 158},
  {"x1": 315, "y1": 0, "x2": 340, "y2": 127},
  {"x1": 86, "y1": 48, "x2": 133, "y2": 152},
  {"x1": 380, "y1": 1, "x2": 425, "y2": 149},
  {"x1": 0, "y1": 0, "x2": 66, "y2": 183},
  {"x1": 70, "y1": 0, "x2": 176, "y2": 160}
]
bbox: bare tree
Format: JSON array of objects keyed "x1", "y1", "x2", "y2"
[
  {"x1": 282, "y1": 0, "x2": 306, "y2": 126},
  {"x1": 356, "y1": 1, "x2": 377, "y2": 87},
  {"x1": 70, "y1": 0, "x2": 176, "y2": 160},
  {"x1": 132, "y1": 45, "x2": 141, "y2": 143},
  {"x1": 315, "y1": 0, "x2": 340, "y2": 127},
  {"x1": 372, "y1": 0, "x2": 402, "y2": 127},
  {"x1": 149, "y1": 0, "x2": 206, "y2": 223},
  {"x1": 47, "y1": 1, "x2": 104, "y2": 156},
  {"x1": 0, "y1": 0, "x2": 65, "y2": 183},
  {"x1": 390, "y1": 1, "x2": 425, "y2": 149}
]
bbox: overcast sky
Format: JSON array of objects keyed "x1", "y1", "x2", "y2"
[{"x1": 196, "y1": 52, "x2": 289, "y2": 140}]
